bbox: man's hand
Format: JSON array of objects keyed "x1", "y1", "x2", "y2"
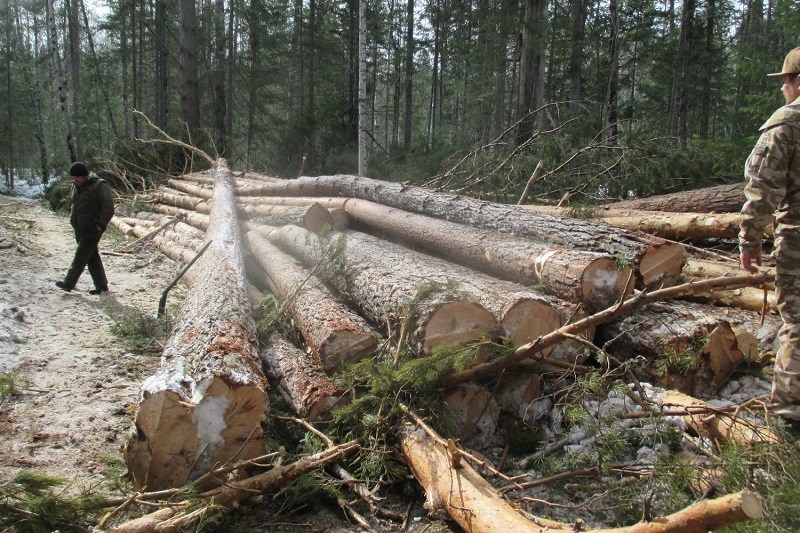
[{"x1": 741, "y1": 251, "x2": 763, "y2": 273}]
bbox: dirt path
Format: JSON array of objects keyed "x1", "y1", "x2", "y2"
[{"x1": 0, "y1": 195, "x2": 184, "y2": 487}]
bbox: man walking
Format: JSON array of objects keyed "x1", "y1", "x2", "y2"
[
  {"x1": 55, "y1": 162, "x2": 115, "y2": 295},
  {"x1": 740, "y1": 47, "x2": 800, "y2": 424}
]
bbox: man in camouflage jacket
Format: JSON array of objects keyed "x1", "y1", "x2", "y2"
[
  {"x1": 55, "y1": 162, "x2": 115, "y2": 295},
  {"x1": 740, "y1": 47, "x2": 800, "y2": 422}
]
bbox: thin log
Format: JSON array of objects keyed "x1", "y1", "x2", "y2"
[
  {"x1": 267, "y1": 224, "x2": 500, "y2": 354},
  {"x1": 343, "y1": 198, "x2": 632, "y2": 310},
  {"x1": 236, "y1": 175, "x2": 687, "y2": 288},
  {"x1": 246, "y1": 231, "x2": 377, "y2": 369},
  {"x1": 659, "y1": 390, "x2": 778, "y2": 445},
  {"x1": 519, "y1": 205, "x2": 766, "y2": 241},
  {"x1": 124, "y1": 159, "x2": 269, "y2": 491},
  {"x1": 260, "y1": 334, "x2": 346, "y2": 420},
  {"x1": 601, "y1": 183, "x2": 744, "y2": 213},
  {"x1": 683, "y1": 258, "x2": 775, "y2": 289}
]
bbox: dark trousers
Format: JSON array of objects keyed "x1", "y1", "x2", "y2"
[{"x1": 64, "y1": 229, "x2": 108, "y2": 290}]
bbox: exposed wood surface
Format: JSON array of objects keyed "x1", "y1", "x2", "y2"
[
  {"x1": 260, "y1": 334, "x2": 346, "y2": 420},
  {"x1": 267, "y1": 224, "x2": 500, "y2": 354},
  {"x1": 659, "y1": 390, "x2": 778, "y2": 445},
  {"x1": 246, "y1": 231, "x2": 377, "y2": 369},
  {"x1": 236, "y1": 174, "x2": 686, "y2": 288},
  {"x1": 124, "y1": 160, "x2": 269, "y2": 491},
  {"x1": 520, "y1": 205, "x2": 766, "y2": 240},
  {"x1": 343, "y1": 198, "x2": 632, "y2": 310},
  {"x1": 442, "y1": 384, "x2": 500, "y2": 445},
  {"x1": 601, "y1": 183, "x2": 744, "y2": 213},
  {"x1": 599, "y1": 301, "x2": 757, "y2": 394},
  {"x1": 684, "y1": 258, "x2": 775, "y2": 288}
]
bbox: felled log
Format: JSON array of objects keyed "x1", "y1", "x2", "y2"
[
  {"x1": 659, "y1": 391, "x2": 778, "y2": 445},
  {"x1": 399, "y1": 422, "x2": 761, "y2": 532},
  {"x1": 681, "y1": 282, "x2": 776, "y2": 313},
  {"x1": 598, "y1": 301, "x2": 759, "y2": 394},
  {"x1": 153, "y1": 190, "x2": 334, "y2": 231},
  {"x1": 494, "y1": 371, "x2": 542, "y2": 422},
  {"x1": 343, "y1": 198, "x2": 632, "y2": 310},
  {"x1": 236, "y1": 175, "x2": 686, "y2": 288},
  {"x1": 124, "y1": 159, "x2": 269, "y2": 491},
  {"x1": 109, "y1": 216, "x2": 137, "y2": 237},
  {"x1": 245, "y1": 230, "x2": 377, "y2": 369},
  {"x1": 267, "y1": 224, "x2": 500, "y2": 354},
  {"x1": 520, "y1": 205, "x2": 764, "y2": 241},
  {"x1": 601, "y1": 183, "x2": 744, "y2": 213},
  {"x1": 259, "y1": 334, "x2": 345, "y2": 420},
  {"x1": 146, "y1": 205, "x2": 210, "y2": 231},
  {"x1": 683, "y1": 258, "x2": 775, "y2": 288}
]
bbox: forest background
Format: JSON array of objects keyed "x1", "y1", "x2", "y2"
[{"x1": 0, "y1": 0, "x2": 798, "y2": 201}]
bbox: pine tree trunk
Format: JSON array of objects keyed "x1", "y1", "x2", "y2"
[
  {"x1": 343, "y1": 198, "x2": 631, "y2": 310},
  {"x1": 124, "y1": 160, "x2": 269, "y2": 491},
  {"x1": 246, "y1": 230, "x2": 377, "y2": 369},
  {"x1": 602, "y1": 183, "x2": 744, "y2": 213},
  {"x1": 238, "y1": 175, "x2": 686, "y2": 288}
]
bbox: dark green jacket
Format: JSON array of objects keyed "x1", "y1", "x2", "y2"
[{"x1": 70, "y1": 175, "x2": 115, "y2": 234}]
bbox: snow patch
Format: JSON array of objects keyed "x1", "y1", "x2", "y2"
[{"x1": 192, "y1": 395, "x2": 230, "y2": 457}]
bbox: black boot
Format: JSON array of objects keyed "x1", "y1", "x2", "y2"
[
  {"x1": 89, "y1": 287, "x2": 109, "y2": 295},
  {"x1": 55, "y1": 281, "x2": 73, "y2": 292}
]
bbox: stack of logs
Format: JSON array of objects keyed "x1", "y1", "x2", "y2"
[{"x1": 112, "y1": 166, "x2": 771, "y2": 531}]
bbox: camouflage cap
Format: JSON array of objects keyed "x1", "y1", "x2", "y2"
[{"x1": 768, "y1": 47, "x2": 800, "y2": 76}]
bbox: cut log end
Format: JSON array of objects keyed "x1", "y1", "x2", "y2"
[
  {"x1": 500, "y1": 299, "x2": 561, "y2": 351},
  {"x1": 125, "y1": 379, "x2": 268, "y2": 491},
  {"x1": 582, "y1": 257, "x2": 634, "y2": 309},
  {"x1": 420, "y1": 300, "x2": 499, "y2": 353},
  {"x1": 320, "y1": 331, "x2": 378, "y2": 370},
  {"x1": 639, "y1": 241, "x2": 687, "y2": 288}
]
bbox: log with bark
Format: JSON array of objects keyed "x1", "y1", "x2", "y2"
[
  {"x1": 267, "y1": 224, "x2": 501, "y2": 354},
  {"x1": 260, "y1": 334, "x2": 346, "y2": 420},
  {"x1": 597, "y1": 300, "x2": 769, "y2": 394},
  {"x1": 343, "y1": 198, "x2": 632, "y2": 310},
  {"x1": 124, "y1": 159, "x2": 269, "y2": 491},
  {"x1": 519, "y1": 205, "x2": 768, "y2": 241},
  {"x1": 442, "y1": 384, "x2": 501, "y2": 445},
  {"x1": 399, "y1": 422, "x2": 762, "y2": 533},
  {"x1": 601, "y1": 183, "x2": 745, "y2": 213},
  {"x1": 245, "y1": 230, "x2": 378, "y2": 369},
  {"x1": 236, "y1": 175, "x2": 686, "y2": 288}
]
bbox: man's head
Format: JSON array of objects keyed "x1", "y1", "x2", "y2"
[
  {"x1": 770, "y1": 47, "x2": 800, "y2": 104},
  {"x1": 69, "y1": 162, "x2": 89, "y2": 186}
]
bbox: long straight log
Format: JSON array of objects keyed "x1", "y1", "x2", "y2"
[
  {"x1": 124, "y1": 159, "x2": 269, "y2": 491},
  {"x1": 237, "y1": 175, "x2": 686, "y2": 287},
  {"x1": 343, "y1": 198, "x2": 632, "y2": 310},
  {"x1": 245, "y1": 231, "x2": 377, "y2": 369},
  {"x1": 519, "y1": 205, "x2": 766, "y2": 240},
  {"x1": 260, "y1": 334, "x2": 345, "y2": 420},
  {"x1": 601, "y1": 183, "x2": 745, "y2": 213},
  {"x1": 268, "y1": 225, "x2": 500, "y2": 354}
]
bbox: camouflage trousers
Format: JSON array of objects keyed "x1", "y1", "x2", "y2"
[{"x1": 773, "y1": 271, "x2": 800, "y2": 420}]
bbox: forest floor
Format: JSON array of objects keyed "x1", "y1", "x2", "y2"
[{"x1": 0, "y1": 195, "x2": 432, "y2": 532}]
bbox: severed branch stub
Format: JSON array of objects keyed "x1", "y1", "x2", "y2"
[{"x1": 157, "y1": 239, "x2": 212, "y2": 317}]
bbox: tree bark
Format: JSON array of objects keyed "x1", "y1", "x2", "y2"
[
  {"x1": 521, "y1": 205, "x2": 767, "y2": 240},
  {"x1": 598, "y1": 300, "x2": 769, "y2": 395},
  {"x1": 260, "y1": 334, "x2": 346, "y2": 420},
  {"x1": 267, "y1": 224, "x2": 500, "y2": 354},
  {"x1": 124, "y1": 160, "x2": 269, "y2": 491},
  {"x1": 246, "y1": 230, "x2": 377, "y2": 370},
  {"x1": 46, "y1": 0, "x2": 76, "y2": 161},
  {"x1": 178, "y1": 0, "x2": 199, "y2": 137},
  {"x1": 237, "y1": 175, "x2": 686, "y2": 288},
  {"x1": 442, "y1": 384, "x2": 500, "y2": 445},
  {"x1": 343, "y1": 198, "x2": 632, "y2": 310},
  {"x1": 603, "y1": 183, "x2": 744, "y2": 213}
]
